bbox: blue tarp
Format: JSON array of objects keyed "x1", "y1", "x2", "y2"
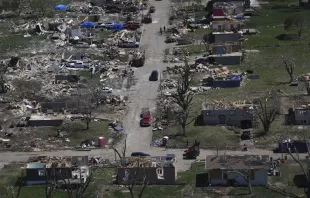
[
  {"x1": 114, "y1": 125, "x2": 123, "y2": 131},
  {"x1": 80, "y1": 22, "x2": 95, "y2": 28},
  {"x1": 54, "y1": 4, "x2": 69, "y2": 10},
  {"x1": 110, "y1": 23, "x2": 124, "y2": 30}
]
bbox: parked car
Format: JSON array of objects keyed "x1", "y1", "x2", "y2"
[
  {"x1": 124, "y1": 22, "x2": 140, "y2": 30},
  {"x1": 149, "y1": 6, "x2": 156, "y2": 13},
  {"x1": 131, "y1": 152, "x2": 150, "y2": 157},
  {"x1": 140, "y1": 108, "x2": 151, "y2": 127},
  {"x1": 102, "y1": 87, "x2": 113, "y2": 93},
  {"x1": 140, "y1": 118, "x2": 151, "y2": 127},
  {"x1": 118, "y1": 40, "x2": 139, "y2": 48},
  {"x1": 149, "y1": 70, "x2": 158, "y2": 81}
]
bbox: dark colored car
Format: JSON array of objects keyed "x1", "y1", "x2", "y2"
[
  {"x1": 131, "y1": 152, "x2": 150, "y2": 157},
  {"x1": 124, "y1": 22, "x2": 140, "y2": 30},
  {"x1": 165, "y1": 37, "x2": 177, "y2": 43},
  {"x1": 149, "y1": 70, "x2": 158, "y2": 81},
  {"x1": 149, "y1": 6, "x2": 156, "y2": 13}
]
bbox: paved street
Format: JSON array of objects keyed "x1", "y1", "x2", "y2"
[{"x1": 122, "y1": 0, "x2": 170, "y2": 151}]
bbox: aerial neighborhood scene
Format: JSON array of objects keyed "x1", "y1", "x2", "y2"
[{"x1": 0, "y1": 0, "x2": 310, "y2": 197}]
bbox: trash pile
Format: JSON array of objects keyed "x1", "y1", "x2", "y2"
[
  {"x1": 160, "y1": 79, "x2": 177, "y2": 90},
  {"x1": 89, "y1": 156, "x2": 110, "y2": 166}
]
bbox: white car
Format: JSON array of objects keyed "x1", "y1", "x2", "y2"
[{"x1": 102, "y1": 87, "x2": 113, "y2": 93}]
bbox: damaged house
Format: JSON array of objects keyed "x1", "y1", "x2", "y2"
[
  {"x1": 117, "y1": 155, "x2": 176, "y2": 185},
  {"x1": 211, "y1": 20, "x2": 244, "y2": 32},
  {"x1": 196, "y1": 155, "x2": 269, "y2": 187},
  {"x1": 25, "y1": 156, "x2": 89, "y2": 185},
  {"x1": 201, "y1": 101, "x2": 253, "y2": 129},
  {"x1": 285, "y1": 103, "x2": 310, "y2": 125},
  {"x1": 27, "y1": 102, "x2": 66, "y2": 127}
]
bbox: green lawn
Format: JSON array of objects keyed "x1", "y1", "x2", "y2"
[
  {"x1": 0, "y1": 165, "x2": 115, "y2": 198},
  {"x1": 15, "y1": 120, "x2": 116, "y2": 151}
]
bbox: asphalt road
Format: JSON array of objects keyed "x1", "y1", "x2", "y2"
[{"x1": 121, "y1": 0, "x2": 171, "y2": 152}]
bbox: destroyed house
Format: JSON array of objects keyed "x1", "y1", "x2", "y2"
[
  {"x1": 202, "y1": 75, "x2": 242, "y2": 88},
  {"x1": 210, "y1": 32, "x2": 242, "y2": 43},
  {"x1": 211, "y1": 42, "x2": 241, "y2": 54},
  {"x1": 211, "y1": 20, "x2": 244, "y2": 32},
  {"x1": 208, "y1": 52, "x2": 243, "y2": 65},
  {"x1": 27, "y1": 102, "x2": 66, "y2": 127},
  {"x1": 40, "y1": 102, "x2": 66, "y2": 113},
  {"x1": 285, "y1": 103, "x2": 310, "y2": 125},
  {"x1": 55, "y1": 75, "x2": 79, "y2": 83},
  {"x1": 25, "y1": 156, "x2": 89, "y2": 185},
  {"x1": 202, "y1": 155, "x2": 269, "y2": 187},
  {"x1": 117, "y1": 155, "x2": 176, "y2": 185},
  {"x1": 213, "y1": 2, "x2": 245, "y2": 17},
  {"x1": 201, "y1": 101, "x2": 253, "y2": 129}
]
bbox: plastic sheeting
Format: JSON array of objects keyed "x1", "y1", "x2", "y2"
[
  {"x1": 54, "y1": 4, "x2": 69, "y2": 10},
  {"x1": 110, "y1": 23, "x2": 124, "y2": 30},
  {"x1": 80, "y1": 22, "x2": 95, "y2": 28}
]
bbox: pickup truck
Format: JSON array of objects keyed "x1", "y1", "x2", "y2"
[{"x1": 140, "y1": 108, "x2": 151, "y2": 127}]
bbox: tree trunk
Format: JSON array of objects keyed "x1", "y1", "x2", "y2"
[
  {"x1": 86, "y1": 120, "x2": 90, "y2": 130},
  {"x1": 248, "y1": 170, "x2": 253, "y2": 195},
  {"x1": 263, "y1": 124, "x2": 270, "y2": 135},
  {"x1": 298, "y1": 30, "x2": 302, "y2": 38},
  {"x1": 289, "y1": 74, "x2": 294, "y2": 83},
  {"x1": 181, "y1": 123, "x2": 186, "y2": 136}
]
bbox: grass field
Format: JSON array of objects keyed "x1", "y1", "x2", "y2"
[{"x1": 0, "y1": 165, "x2": 115, "y2": 198}]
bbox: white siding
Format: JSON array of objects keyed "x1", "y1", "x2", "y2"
[{"x1": 210, "y1": 169, "x2": 268, "y2": 186}]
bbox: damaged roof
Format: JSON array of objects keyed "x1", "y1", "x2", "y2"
[{"x1": 205, "y1": 155, "x2": 270, "y2": 170}]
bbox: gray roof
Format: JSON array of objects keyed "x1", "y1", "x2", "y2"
[{"x1": 205, "y1": 155, "x2": 270, "y2": 170}]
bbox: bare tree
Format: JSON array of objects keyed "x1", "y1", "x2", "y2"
[
  {"x1": 73, "y1": 85, "x2": 103, "y2": 130},
  {"x1": 279, "y1": 55, "x2": 296, "y2": 83},
  {"x1": 123, "y1": 162, "x2": 149, "y2": 198},
  {"x1": 284, "y1": 14, "x2": 307, "y2": 38},
  {"x1": 10, "y1": 78, "x2": 42, "y2": 101},
  {"x1": 304, "y1": 81, "x2": 310, "y2": 96},
  {"x1": 112, "y1": 137, "x2": 127, "y2": 161},
  {"x1": 253, "y1": 89, "x2": 280, "y2": 135},
  {"x1": 170, "y1": 57, "x2": 195, "y2": 136},
  {"x1": 0, "y1": 63, "x2": 8, "y2": 93},
  {"x1": 224, "y1": 156, "x2": 253, "y2": 195}
]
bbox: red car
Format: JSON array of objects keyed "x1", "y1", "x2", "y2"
[
  {"x1": 124, "y1": 22, "x2": 141, "y2": 30},
  {"x1": 140, "y1": 108, "x2": 151, "y2": 127}
]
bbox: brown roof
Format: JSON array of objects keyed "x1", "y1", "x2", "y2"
[{"x1": 205, "y1": 155, "x2": 270, "y2": 170}]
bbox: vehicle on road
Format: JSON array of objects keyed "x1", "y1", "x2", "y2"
[
  {"x1": 102, "y1": 87, "x2": 113, "y2": 93},
  {"x1": 149, "y1": 70, "x2": 158, "y2": 81},
  {"x1": 131, "y1": 152, "x2": 150, "y2": 157},
  {"x1": 183, "y1": 142, "x2": 200, "y2": 159},
  {"x1": 149, "y1": 6, "x2": 156, "y2": 13},
  {"x1": 140, "y1": 108, "x2": 151, "y2": 127}
]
